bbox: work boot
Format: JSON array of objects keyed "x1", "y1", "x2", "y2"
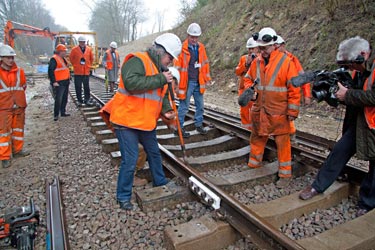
[
  {"x1": 133, "y1": 176, "x2": 148, "y2": 187},
  {"x1": 299, "y1": 185, "x2": 319, "y2": 200},
  {"x1": 118, "y1": 200, "x2": 133, "y2": 210},
  {"x1": 290, "y1": 133, "x2": 298, "y2": 145},
  {"x1": 1, "y1": 159, "x2": 11, "y2": 168},
  {"x1": 14, "y1": 150, "x2": 30, "y2": 158},
  {"x1": 85, "y1": 100, "x2": 94, "y2": 107},
  {"x1": 174, "y1": 128, "x2": 190, "y2": 138},
  {"x1": 196, "y1": 126, "x2": 207, "y2": 135},
  {"x1": 276, "y1": 177, "x2": 292, "y2": 189}
]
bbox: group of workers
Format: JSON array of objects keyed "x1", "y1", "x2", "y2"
[
  {"x1": 0, "y1": 21, "x2": 374, "y2": 217},
  {"x1": 235, "y1": 28, "x2": 375, "y2": 216}
]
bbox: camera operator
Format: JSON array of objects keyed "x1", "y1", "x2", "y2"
[{"x1": 299, "y1": 36, "x2": 375, "y2": 217}]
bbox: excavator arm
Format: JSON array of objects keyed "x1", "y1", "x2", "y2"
[{"x1": 4, "y1": 20, "x2": 57, "y2": 48}]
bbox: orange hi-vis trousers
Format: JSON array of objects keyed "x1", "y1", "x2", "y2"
[
  {"x1": 238, "y1": 89, "x2": 253, "y2": 130},
  {"x1": 0, "y1": 108, "x2": 25, "y2": 160},
  {"x1": 247, "y1": 133, "x2": 292, "y2": 177}
]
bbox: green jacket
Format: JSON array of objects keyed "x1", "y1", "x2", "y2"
[
  {"x1": 121, "y1": 48, "x2": 172, "y2": 114},
  {"x1": 345, "y1": 61, "x2": 375, "y2": 160}
]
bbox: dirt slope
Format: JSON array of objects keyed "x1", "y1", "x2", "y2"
[{"x1": 172, "y1": 0, "x2": 375, "y2": 90}]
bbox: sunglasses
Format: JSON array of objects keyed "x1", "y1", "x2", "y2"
[{"x1": 252, "y1": 33, "x2": 277, "y2": 43}]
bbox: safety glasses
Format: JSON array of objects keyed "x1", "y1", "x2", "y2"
[{"x1": 252, "y1": 33, "x2": 277, "y2": 43}]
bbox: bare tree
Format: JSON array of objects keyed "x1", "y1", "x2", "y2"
[
  {"x1": 89, "y1": 0, "x2": 146, "y2": 47},
  {"x1": 0, "y1": 0, "x2": 66, "y2": 57}
]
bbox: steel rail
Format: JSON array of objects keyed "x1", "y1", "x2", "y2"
[
  {"x1": 159, "y1": 144, "x2": 304, "y2": 250},
  {"x1": 46, "y1": 175, "x2": 70, "y2": 250},
  {"x1": 87, "y1": 74, "x2": 367, "y2": 247}
]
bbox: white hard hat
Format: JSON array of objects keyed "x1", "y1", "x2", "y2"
[
  {"x1": 276, "y1": 35, "x2": 285, "y2": 44},
  {"x1": 78, "y1": 36, "x2": 86, "y2": 42},
  {"x1": 109, "y1": 41, "x2": 117, "y2": 49},
  {"x1": 187, "y1": 23, "x2": 202, "y2": 36},
  {"x1": 0, "y1": 45, "x2": 16, "y2": 57},
  {"x1": 253, "y1": 27, "x2": 278, "y2": 46},
  {"x1": 246, "y1": 37, "x2": 257, "y2": 48},
  {"x1": 154, "y1": 33, "x2": 182, "y2": 59},
  {"x1": 168, "y1": 67, "x2": 180, "y2": 84}
]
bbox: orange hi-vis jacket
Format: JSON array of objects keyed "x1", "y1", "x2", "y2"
[
  {"x1": 69, "y1": 45, "x2": 93, "y2": 75},
  {"x1": 110, "y1": 52, "x2": 168, "y2": 131},
  {"x1": 236, "y1": 54, "x2": 253, "y2": 130},
  {"x1": 285, "y1": 51, "x2": 311, "y2": 98},
  {"x1": 174, "y1": 39, "x2": 211, "y2": 100},
  {"x1": 0, "y1": 62, "x2": 27, "y2": 110},
  {"x1": 235, "y1": 55, "x2": 251, "y2": 91},
  {"x1": 244, "y1": 50, "x2": 300, "y2": 135},
  {"x1": 52, "y1": 55, "x2": 70, "y2": 81},
  {"x1": 363, "y1": 60, "x2": 375, "y2": 129},
  {"x1": 104, "y1": 49, "x2": 120, "y2": 70}
]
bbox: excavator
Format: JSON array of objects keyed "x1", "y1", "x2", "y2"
[{"x1": 4, "y1": 20, "x2": 99, "y2": 70}]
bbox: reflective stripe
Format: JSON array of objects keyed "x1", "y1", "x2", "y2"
[
  {"x1": 180, "y1": 68, "x2": 188, "y2": 72},
  {"x1": 178, "y1": 89, "x2": 186, "y2": 95},
  {"x1": 248, "y1": 159, "x2": 260, "y2": 166},
  {"x1": 0, "y1": 142, "x2": 10, "y2": 146},
  {"x1": 269, "y1": 54, "x2": 287, "y2": 87},
  {"x1": 257, "y1": 86, "x2": 287, "y2": 92},
  {"x1": 0, "y1": 69, "x2": 23, "y2": 93},
  {"x1": 279, "y1": 169, "x2": 291, "y2": 175},
  {"x1": 0, "y1": 132, "x2": 11, "y2": 137},
  {"x1": 12, "y1": 136, "x2": 23, "y2": 141},
  {"x1": 250, "y1": 153, "x2": 263, "y2": 161},
  {"x1": 288, "y1": 104, "x2": 300, "y2": 110},
  {"x1": 244, "y1": 73, "x2": 252, "y2": 79},
  {"x1": 0, "y1": 87, "x2": 24, "y2": 93},
  {"x1": 12, "y1": 128, "x2": 23, "y2": 132},
  {"x1": 279, "y1": 161, "x2": 292, "y2": 167},
  {"x1": 200, "y1": 84, "x2": 206, "y2": 90},
  {"x1": 117, "y1": 87, "x2": 162, "y2": 102}
]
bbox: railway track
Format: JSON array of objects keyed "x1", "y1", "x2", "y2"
[{"x1": 67, "y1": 75, "x2": 375, "y2": 249}]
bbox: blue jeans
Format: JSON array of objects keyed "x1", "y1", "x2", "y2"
[
  {"x1": 178, "y1": 80, "x2": 204, "y2": 128},
  {"x1": 115, "y1": 127, "x2": 168, "y2": 202}
]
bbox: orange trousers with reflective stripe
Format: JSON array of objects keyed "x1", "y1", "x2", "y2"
[
  {"x1": 0, "y1": 109, "x2": 25, "y2": 160},
  {"x1": 238, "y1": 89, "x2": 253, "y2": 130},
  {"x1": 248, "y1": 133, "x2": 292, "y2": 177}
]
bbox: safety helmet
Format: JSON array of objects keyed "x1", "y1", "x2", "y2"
[
  {"x1": 252, "y1": 27, "x2": 278, "y2": 46},
  {"x1": 55, "y1": 44, "x2": 67, "y2": 52},
  {"x1": 0, "y1": 45, "x2": 16, "y2": 56},
  {"x1": 154, "y1": 33, "x2": 182, "y2": 59},
  {"x1": 110, "y1": 41, "x2": 117, "y2": 49},
  {"x1": 78, "y1": 36, "x2": 86, "y2": 42},
  {"x1": 187, "y1": 23, "x2": 202, "y2": 36},
  {"x1": 168, "y1": 66, "x2": 180, "y2": 84},
  {"x1": 246, "y1": 37, "x2": 257, "y2": 48},
  {"x1": 276, "y1": 35, "x2": 285, "y2": 44}
]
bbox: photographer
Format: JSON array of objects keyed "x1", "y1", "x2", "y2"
[{"x1": 299, "y1": 36, "x2": 375, "y2": 217}]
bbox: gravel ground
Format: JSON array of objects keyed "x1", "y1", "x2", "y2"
[
  {"x1": 231, "y1": 171, "x2": 317, "y2": 205},
  {"x1": 280, "y1": 196, "x2": 359, "y2": 240},
  {"x1": 0, "y1": 76, "x2": 367, "y2": 250}
]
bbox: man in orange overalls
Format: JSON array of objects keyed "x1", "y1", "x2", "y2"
[
  {"x1": 244, "y1": 27, "x2": 301, "y2": 188},
  {"x1": 0, "y1": 45, "x2": 29, "y2": 168}
]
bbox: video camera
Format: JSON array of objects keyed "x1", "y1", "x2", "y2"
[{"x1": 291, "y1": 68, "x2": 353, "y2": 107}]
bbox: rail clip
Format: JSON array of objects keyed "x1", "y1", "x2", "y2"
[{"x1": 189, "y1": 176, "x2": 221, "y2": 209}]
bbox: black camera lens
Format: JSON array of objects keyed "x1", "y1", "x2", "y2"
[{"x1": 312, "y1": 89, "x2": 328, "y2": 102}]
